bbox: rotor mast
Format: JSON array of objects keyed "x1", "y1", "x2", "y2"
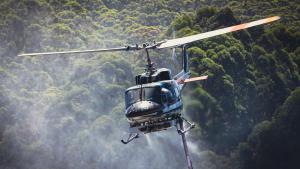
[{"x1": 145, "y1": 48, "x2": 155, "y2": 74}]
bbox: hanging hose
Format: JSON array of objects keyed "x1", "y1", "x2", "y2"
[{"x1": 179, "y1": 118, "x2": 193, "y2": 169}]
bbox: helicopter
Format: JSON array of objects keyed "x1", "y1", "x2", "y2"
[{"x1": 19, "y1": 16, "x2": 280, "y2": 169}]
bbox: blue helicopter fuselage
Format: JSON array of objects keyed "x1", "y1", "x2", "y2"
[{"x1": 125, "y1": 78, "x2": 184, "y2": 133}]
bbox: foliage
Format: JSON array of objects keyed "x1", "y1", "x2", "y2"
[
  {"x1": 238, "y1": 87, "x2": 300, "y2": 169},
  {"x1": 0, "y1": 0, "x2": 299, "y2": 169}
]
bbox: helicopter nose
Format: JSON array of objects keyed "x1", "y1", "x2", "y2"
[{"x1": 125, "y1": 101, "x2": 162, "y2": 119}]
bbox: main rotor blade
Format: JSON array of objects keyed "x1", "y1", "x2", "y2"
[
  {"x1": 18, "y1": 45, "x2": 142, "y2": 57},
  {"x1": 157, "y1": 16, "x2": 280, "y2": 49}
]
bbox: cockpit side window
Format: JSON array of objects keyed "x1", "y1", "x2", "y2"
[
  {"x1": 161, "y1": 88, "x2": 177, "y2": 105},
  {"x1": 125, "y1": 89, "x2": 140, "y2": 108},
  {"x1": 143, "y1": 87, "x2": 161, "y2": 103},
  {"x1": 161, "y1": 82, "x2": 178, "y2": 104}
]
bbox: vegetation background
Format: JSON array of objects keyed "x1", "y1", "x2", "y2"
[{"x1": 0, "y1": 0, "x2": 299, "y2": 169}]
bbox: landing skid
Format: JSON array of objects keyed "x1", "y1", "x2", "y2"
[
  {"x1": 121, "y1": 117, "x2": 195, "y2": 169},
  {"x1": 121, "y1": 133, "x2": 139, "y2": 144}
]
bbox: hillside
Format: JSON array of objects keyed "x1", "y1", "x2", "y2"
[{"x1": 0, "y1": 0, "x2": 299, "y2": 169}]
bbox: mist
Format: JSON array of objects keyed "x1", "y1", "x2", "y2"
[
  {"x1": 0, "y1": 51, "x2": 208, "y2": 169},
  {"x1": 0, "y1": 1, "x2": 243, "y2": 169}
]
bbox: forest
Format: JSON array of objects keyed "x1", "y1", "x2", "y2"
[{"x1": 0, "y1": 0, "x2": 299, "y2": 169}]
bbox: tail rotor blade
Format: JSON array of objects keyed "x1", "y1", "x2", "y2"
[{"x1": 177, "y1": 75, "x2": 208, "y2": 84}]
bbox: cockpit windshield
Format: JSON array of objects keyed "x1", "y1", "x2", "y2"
[{"x1": 125, "y1": 86, "x2": 161, "y2": 108}]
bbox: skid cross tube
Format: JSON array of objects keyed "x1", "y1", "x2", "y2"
[{"x1": 177, "y1": 117, "x2": 195, "y2": 135}]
